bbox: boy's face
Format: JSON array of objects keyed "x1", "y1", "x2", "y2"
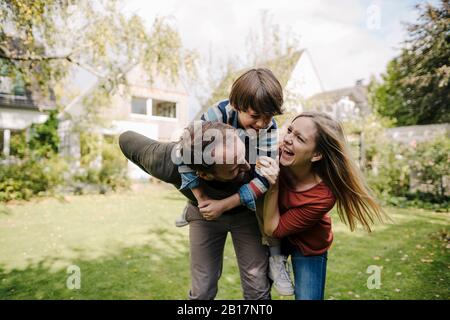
[{"x1": 237, "y1": 107, "x2": 273, "y2": 132}]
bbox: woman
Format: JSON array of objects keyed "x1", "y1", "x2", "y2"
[{"x1": 258, "y1": 111, "x2": 385, "y2": 300}]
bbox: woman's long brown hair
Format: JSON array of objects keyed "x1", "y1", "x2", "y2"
[{"x1": 292, "y1": 112, "x2": 385, "y2": 232}]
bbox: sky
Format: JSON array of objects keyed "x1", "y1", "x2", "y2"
[{"x1": 123, "y1": 0, "x2": 437, "y2": 91}]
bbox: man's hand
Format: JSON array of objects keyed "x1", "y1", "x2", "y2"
[{"x1": 198, "y1": 199, "x2": 228, "y2": 220}]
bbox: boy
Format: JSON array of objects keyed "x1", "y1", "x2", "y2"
[{"x1": 177, "y1": 68, "x2": 294, "y2": 296}]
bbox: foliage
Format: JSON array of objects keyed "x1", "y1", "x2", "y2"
[
  {"x1": 28, "y1": 110, "x2": 59, "y2": 158},
  {"x1": 97, "y1": 136, "x2": 130, "y2": 191},
  {"x1": 343, "y1": 115, "x2": 410, "y2": 197},
  {"x1": 74, "y1": 134, "x2": 129, "y2": 192},
  {"x1": 409, "y1": 134, "x2": 450, "y2": 198},
  {"x1": 369, "y1": 0, "x2": 450, "y2": 126},
  {"x1": 343, "y1": 115, "x2": 449, "y2": 210},
  {"x1": 1, "y1": 0, "x2": 197, "y2": 127},
  {"x1": 0, "y1": 156, "x2": 66, "y2": 201},
  {"x1": 0, "y1": 0, "x2": 194, "y2": 200},
  {"x1": 7, "y1": 110, "x2": 59, "y2": 159},
  {"x1": 8, "y1": 130, "x2": 27, "y2": 158},
  {"x1": 0, "y1": 111, "x2": 66, "y2": 201},
  {"x1": 365, "y1": 142, "x2": 412, "y2": 201},
  {"x1": 198, "y1": 11, "x2": 302, "y2": 116}
]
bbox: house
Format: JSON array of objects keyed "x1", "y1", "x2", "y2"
[
  {"x1": 0, "y1": 75, "x2": 56, "y2": 158},
  {"x1": 58, "y1": 65, "x2": 191, "y2": 180},
  {"x1": 193, "y1": 49, "x2": 324, "y2": 120},
  {"x1": 305, "y1": 79, "x2": 369, "y2": 120},
  {"x1": 385, "y1": 123, "x2": 449, "y2": 145}
]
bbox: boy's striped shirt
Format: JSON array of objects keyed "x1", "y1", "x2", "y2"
[{"x1": 178, "y1": 99, "x2": 279, "y2": 211}]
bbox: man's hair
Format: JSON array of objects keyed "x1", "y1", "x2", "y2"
[
  {"x1": 180, "y1": 121, "x2": 237, "y2": 174},
  {"x1": 229, "y1": 68, "x2": 283, "y2": 116}
]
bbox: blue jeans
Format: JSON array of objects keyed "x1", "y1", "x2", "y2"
[{"x1": 290, "y1": 248, "x2": 328, "y2": 300}]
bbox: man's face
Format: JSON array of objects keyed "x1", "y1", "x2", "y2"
[
  {"x1": 199, "y1": 137, "x2": 250, "y2": 182},
  {"x1": 237, "y1": 107, "x2": 273, "y2": 132}
]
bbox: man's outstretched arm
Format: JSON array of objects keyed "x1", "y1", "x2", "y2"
[{"x1": 118, "y1": 131, "x2": 180, "y2": 185}]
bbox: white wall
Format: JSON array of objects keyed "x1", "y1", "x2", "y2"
[
  {"x1": 0, "y1": 108, "x2": 49, "y2": 130},
  {"x1": 284, "y1": 52, "x2": 324, "y2": 113},
  {"x1": 109, "y1": 66, "x2": 191, "y2": 142}
]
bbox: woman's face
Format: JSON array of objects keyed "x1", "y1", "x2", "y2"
[{"x1": 280, "y1": 116, "x2": 322, "y2": 167}]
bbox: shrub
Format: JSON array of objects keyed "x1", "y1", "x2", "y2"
[
  {"x1": 343, "y1": 116, "x2": 449, "y2": 210},
  {"x1": 408, "y1": 134, "x2": 449, "y2": 198},
  {"x1": 0, "y1": 157, "x2": 66, "y2": 201},
  {"x1": 74, "y1": 134, "x2": 129, "y2": 192}
]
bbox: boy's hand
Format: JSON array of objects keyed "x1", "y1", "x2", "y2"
[
  {"x1": 257, "y1": 156, "x2": 280, "y2": 186},
  {"x1": 198, "y1": 199, "x2": 227, "y2": 220}
]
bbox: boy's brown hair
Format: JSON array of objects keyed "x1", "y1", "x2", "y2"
[{"x1": 229, "y1": 68, "x2": 283, "y2": 116}]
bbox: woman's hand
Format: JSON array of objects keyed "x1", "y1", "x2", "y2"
[{"x1": 257, "y1": 156, "x2": 280, "y2": 186}]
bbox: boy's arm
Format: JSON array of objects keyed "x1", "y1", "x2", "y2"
[
  {"x1": 237, "y1": 122, "x2": 279, "y2": 211},
  {"x1": 191, "y1": 186, "x2": 209, "y2": 202},
  {"x1": 177, "y1": 100, "x2": 230, "y2": 210},
  {"x1": 199, "y1": 175, "x2": 267, "y2": 219},
  {"x1": 200, "y1": 118, "x2": 279, "y2": 214},
  {"x1": 199, "y1": 169, "x2": 272, "y2": 217},
  {"x1": 178, "y1": 168, "x2": 210, "y2": 203},
  {"x1": 199, "y1": 193, "x2": 240, "y2": 220}
]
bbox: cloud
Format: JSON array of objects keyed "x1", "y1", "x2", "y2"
[{"x1": 125, "y1": 0, "x2": 424, "y2": 90}]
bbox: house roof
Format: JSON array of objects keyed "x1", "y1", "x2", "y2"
[
  {"x1": 193, "y1": 50, "x2": 304, "y2": 120},
  {"x1": 305, "y1": 83, "x2": 369, "y2": 114},
  {"x1": 0, "y1": 37, "x2": 56, "y2": 112},
  {"x1": 0, "y1": 92, "x2": 56, "y2": 112},
  {"x1": 60, "y1": 63, "x2": 189, "y2": 121}
]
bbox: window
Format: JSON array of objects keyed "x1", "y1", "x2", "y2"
[
  {"x1": 131, "y1": 97, "x2": 148, "y2": 115},
  {"x1": 152, "y1": 99, "x2": 176, "y2": 118},
  {"x1": 0, "y1": 77, "x2": 13, "y2": 94}
]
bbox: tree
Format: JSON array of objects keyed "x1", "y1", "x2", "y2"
[
  {"x1": 0, "y1": 0, "x2": 196, "y2": 121},
  {"x1": 199, "y1": 11, "x2": 303, "y2": 115},
  {"x1": 28, "y1": 110, "x2": 59, "y2": 158},
  {"x1": 369, "y1": 0, "x2": 449, "y2": 126}
]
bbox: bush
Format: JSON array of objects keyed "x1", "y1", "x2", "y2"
[
  {"x1": 367, "y1": 135, "x2": 449, "y2": 210},
  {"x1": 0, "y1": 112, "x2": 67, "y2": 202},
  {"x1": 74, "y1": 134, "x2": 129, "y2": 192},
  {"x1": 343, "y1": 116, "x2": 449, "y2": 210},
  {"x1": 408, "y1": 134, "x2": 449, "y2": 198},
  {"x1": 0, "y1": 157, "x2": 66, "y2": 202},
  {"x1": 365, "y1": 142, "x2": 411, "y2": 200}
]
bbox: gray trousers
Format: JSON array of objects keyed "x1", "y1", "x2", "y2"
[{"x1": 119, "y1": 131, "x2": 270, "y2": 300}]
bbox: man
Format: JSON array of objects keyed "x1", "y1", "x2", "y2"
[{"x1": 119, "y1": 121, "x2": 271, "y2": 300}]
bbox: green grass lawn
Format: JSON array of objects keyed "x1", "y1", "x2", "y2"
[{"x1": 0, "y1": 183, "x2": 448, "y2": 300}]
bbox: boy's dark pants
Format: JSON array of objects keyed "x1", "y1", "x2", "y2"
[{"x1": 119, "y1": 131, "x2": 270, "y2": 300}]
